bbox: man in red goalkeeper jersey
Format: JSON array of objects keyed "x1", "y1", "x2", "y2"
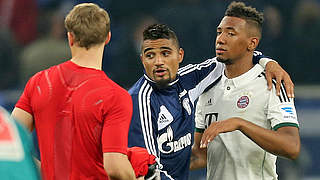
[{"x1": 11, "y1": 3, "x2": 138, "y2": 180}]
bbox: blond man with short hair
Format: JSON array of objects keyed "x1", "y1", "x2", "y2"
[{"x1": 12, "y1": 3, "x2": 138, "y2": 180}]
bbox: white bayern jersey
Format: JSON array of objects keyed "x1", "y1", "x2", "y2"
[{"x1": 195, "y1": 64, "x2": 299, "y2": 180}]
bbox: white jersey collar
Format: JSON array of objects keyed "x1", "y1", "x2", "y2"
[{"x1": 221, "y1": 64, "x2": 264, "y2": 88}]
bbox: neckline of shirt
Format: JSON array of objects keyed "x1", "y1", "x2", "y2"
[
  {"x1": 67, "y1": 60, "x2": 104, "y2": 72},
  {"x1": 221, "y1": 64, "x2": 263, "y2": 88},
  {"x1": 143, "y1": 74, "x2": 180, "y2": 88}
]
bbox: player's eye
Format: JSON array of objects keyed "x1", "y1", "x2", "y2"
[
  {"x1": 228, "y1": 32, "x2": 235, "y2": 36},
  {"x1": 162, "y1": 51, "x2": 170, "y2": 57},
  {"x1": 145, "y1": 52, "x2": 154, "y2": 59}
]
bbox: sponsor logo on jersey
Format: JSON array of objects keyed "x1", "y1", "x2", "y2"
[
  {"x1": 281, "y1": 107, "x2": 294, "y2": 115},
  {"x1": 237, "y1": 96, "x2": 249, "y2": 108},
  {"x1": 183, "y1": 98, "x2": 191, "y2": 115},
  {"x1": 158, "y1": 126, "x2": 192, "y2": 154},
  {"x1": 158, "y1": 106, "x2": 174, "y2": 130},
  {"x1": 279, "y1": 104, "x2": 297, "y2": 120}
]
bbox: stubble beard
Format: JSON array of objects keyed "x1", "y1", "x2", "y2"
[
  {"x1": 154, "y1": 71, "x2": 172, "y2": 89},
  {"x1": 216, "y1": 57, "x2": 233, "y2": 65}
]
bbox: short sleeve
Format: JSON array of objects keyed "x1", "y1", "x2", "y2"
[
  {"x1": 195, "y1": 95, "x2": 206, "y2": 133},
  {"x1": 101, "y1": 87, "x2": 133, "y2": 154},
  {"x1": 15, "y1": 75, "x2": 38, "y2": 115},
  {"x1": 267, "y1": 85, "x2": 299, "y2": 131}
]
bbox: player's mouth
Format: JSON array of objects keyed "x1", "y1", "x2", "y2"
[
  {"x1": 216, "y1": 47, "x2": 226, "y2": 55},
  {"x1": 154, "y1": 68, "x2": 167, "y2": 77}
]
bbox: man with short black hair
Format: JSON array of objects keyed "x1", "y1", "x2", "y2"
[{"x1": 191, "y1": 2, "x2": 300, "y2": 180}]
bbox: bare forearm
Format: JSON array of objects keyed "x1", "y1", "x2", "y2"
[
  {"x1": 190, "y1": 153, "x2": 207, "y2": 170},
  {"x1": 238, "y1": 119, "x2": 300, "y2": 159},
  {"x1": 190, "y1": 132, "x2": 207, "y2": 170},
  {"x1": 104, "y1": 153, "x2": 136, "y2": 180},
  {"x1": 106, "y1": 162, "x2": 136, "y2": 180}
]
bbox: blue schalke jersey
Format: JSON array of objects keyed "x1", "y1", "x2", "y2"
[{"x1": 128, "y1": 58, "x2": 223, "y2": 180}]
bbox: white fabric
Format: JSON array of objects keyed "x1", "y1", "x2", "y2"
[{"x1": 195, "y1": 64, "x2": 299, "y2": 180}]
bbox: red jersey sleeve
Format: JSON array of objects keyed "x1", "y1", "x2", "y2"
[
  {"x1": 101, "y1": 87, "x2": 133, "y2": 154},
  {"x1": 15, "y1": 74, "x2": 39, "y2": 115}
]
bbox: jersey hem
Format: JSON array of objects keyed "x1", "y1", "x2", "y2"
[
  {"x1": 15, "y1": 105, "x2": 33, "y2": 116},
  {"x1": 195, "y1": 128, "x2": 205, "y2": 133},
  {"x1": 272, "y1": 122, "x2": 299, "y2": 131},
  {"x1": 103, "y1": 148, "x2": 127, "y2": 155}
]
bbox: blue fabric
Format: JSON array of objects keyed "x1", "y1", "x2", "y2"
[{"x1": 128, "y1": 58, "x2": 222, "y2": 180}]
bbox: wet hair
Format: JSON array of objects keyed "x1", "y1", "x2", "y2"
[
  {"x1": 143, "y1": 24, "x2": 180, "y2": 47},
  {"x1": 225, "y1": 1, "x2": 264, "y2": 38},
  {"x1": 65, "y1": 3, "x2": 110, "y2": 49}
]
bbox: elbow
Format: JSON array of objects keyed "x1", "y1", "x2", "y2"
[
  {"x1": 104, "y1": 163, "x2": 135, "y2": 180},
  {"x1": 105, "y1": 168, "x2": 122, "y2": 180},
  {"x1": 288, "y1": 146, "x2": 300, "y2": 160},
  {"x1": 285, "y1": 142, "x2": 301, "y2": 160},
  {"x1": 104, "y1": 164, "x2": 124, "y2": 180}
]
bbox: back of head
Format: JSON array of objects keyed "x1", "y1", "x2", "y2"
[
  {"x1": 143, "y1": 24, "x2": 180, "y2": 48},
  {"x1": 225, "y1": 1, "x2": 264, "y2": 38},
  {"x1": 64, "y1": 3, "x2": 110, "y2": 49}
]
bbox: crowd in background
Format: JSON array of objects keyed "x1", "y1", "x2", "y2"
[{"x1": 0, "y1": 0, "x2": 320, "y2": 90}]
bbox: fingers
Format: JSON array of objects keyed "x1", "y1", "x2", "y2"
[
  {"x1": 199, "y1": 120, "x2": 228, "y2": 148},
  {"x1": 266, "y1": 71, "x2": 273, "y2": 91},
  {"x1": 200, "y1": 133, "x2": 214, "y2": 148},
  {"x1": 200, "y1": 124, "x2": 218, "y2": 148},
  {"x1": 283, "y1": 74, "x2": 295, "y2": 98},
  {"x1": 275, "y1": 75, "x2": 282, "y2": 96},
  {"x1": 265, "y1": 62, "x2": 295, "y2": 98},
  {"x1": 199, "y1": 118, "x2": 240, "y2": 148}
]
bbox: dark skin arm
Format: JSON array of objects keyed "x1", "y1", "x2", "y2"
[
  {"x1": 200, "y1": 117, "x2": 300, "y2": 160},
  {"x1": 265, "y1": 61, "x2": 294, "y2": 98},
  {"x1": 190, "y1": 132, "x2": 207, "y2": 170}
]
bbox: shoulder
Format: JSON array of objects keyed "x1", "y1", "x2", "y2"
[
  {"x1": 128, "y1": 76, "x2": 150, "y2": 96},
  {"x1": 178, "y1": 57, "x2": 219, "y2": 76},
  {"x1": 23, "y1": 69, "x2": 48, "y2": 92},
  {"x1": 26, "y1": 62, "x2": 65, "y2": 85},
  {"x1": 97, "y1": 76, "x2": 131, "y2": 98}
]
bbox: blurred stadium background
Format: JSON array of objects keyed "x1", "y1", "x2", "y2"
[{"x1": 0, "y1": 0, "x2": 319, "y2": 179}]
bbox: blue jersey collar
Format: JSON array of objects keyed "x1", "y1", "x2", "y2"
[{"x1": 143, "y1": 74, "x2": 180, "y2": 88}]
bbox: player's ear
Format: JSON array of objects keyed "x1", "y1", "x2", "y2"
[
  {"x1": 105, "y1": 31, "x2": 111, "y2": 45},
  {"x1": 178, "y1": 48, "x2": 184, "y2": 64},
  {"x1": 67, "y1": 32, "x2": 74, "y2": 47},
  {"x1": 140, "y1": 42, "x2": 145, "y2": 63},
  {"x1": 248, "y1": 37, "x2": 259, "y2": 51}
]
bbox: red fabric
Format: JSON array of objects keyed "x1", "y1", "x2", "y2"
[
  {"x1": 16, "y1": 61, "x2": 133, "y2": 180},
  {"x1": 127, "y1": 147, "x2": 156, "y2": 177}
]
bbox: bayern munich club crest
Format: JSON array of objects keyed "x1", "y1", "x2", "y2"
[{"x1": 237, "y1": 96, "x2": 249, "y2": 108}]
